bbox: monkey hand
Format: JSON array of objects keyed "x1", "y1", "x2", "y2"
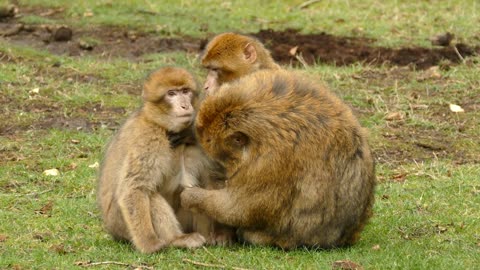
[
  {"x1": 208, "y1": 228, "x2": 237, "y2": 246},
  {"x1": 180, "y1": 187, "x2": 205, "y2": 212}
]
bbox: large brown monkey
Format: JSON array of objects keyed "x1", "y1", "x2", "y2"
[
  {"x1": 181, "y1": 69, "x2": 376, "y2": 249},
  {"x1": 201, "y1": 32, "x2": 280, "y2": 94},
  {"x1": 97, "y1": 67, "x2": 216, "y2": 253}
]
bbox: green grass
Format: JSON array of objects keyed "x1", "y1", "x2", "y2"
[
  {"x1": 1, "y1": 0, "x2": 480, "y2": 269},
  {"x1": 17, "y1": 0, "x2": 480, "y2": 46}
]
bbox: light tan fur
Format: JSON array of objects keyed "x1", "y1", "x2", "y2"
[
  {"x1": 97, "y1": 67, "x2": 217, "y2": 253},
  {"x1": 181, "y1": 69, "x2": 376, "y2": 249}
]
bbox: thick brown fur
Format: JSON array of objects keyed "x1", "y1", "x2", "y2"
[
  {"x1": 201, "y1": 32, "x2": 280, "y2": 93},
  {"x1": 97, "y1": 67, "x2": 219, "y2": 253},
  {"x1": 181, "y1": 69, "x2": 376, "y2": 249}
]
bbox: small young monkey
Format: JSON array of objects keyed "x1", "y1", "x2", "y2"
[
  {"x1": 201, "y1": 32, "x2": 281, "y2": 94},
  {"x1": 181, "y1": 70, "x2": 376, "y2": 249},
  {"x1": 97, "y1": 67, "x2": 215, "y2": 253}
]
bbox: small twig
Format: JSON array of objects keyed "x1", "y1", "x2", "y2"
[
  {"x1": 75, "y1": 260, "x2": 153, "y2": 269},
  {"x1": 17, "y1": 189, "x2": 53, "y2": 197},
  {"x1": 452, "y1": 44, "x2": 465, "y2": 63},
  {"x1": 39, "y1": 7, "x2": 65, "y2": 17},
  {"x1": 183, "y1": 257, "x2": 252, "y2": 270},
  {"x1": 202, "y1": 246, "x2": 224, "y2": 264},
  {"x1": 182, "y1": 258, "x2": 225, "y2": 269},
  {"x1": 295, "y1": 53, "x2": 309, "y2": 68},
  {"x1": 136, "y1": 9, "x2": 159, "y2": 15},
  {"x1": 232, "y1": 266, "x2": 253, "y2": 270},
  {"x1": 298, "y1": 0, "x2": 322, "y2": 9}
]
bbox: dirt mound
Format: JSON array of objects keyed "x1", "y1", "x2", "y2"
[{"x1": 254, "y1": 29, "x2": 478, "y2": 69}]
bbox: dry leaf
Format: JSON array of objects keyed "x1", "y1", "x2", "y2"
[
  {"x1": 418, "y1": 66, "x2": 441, "y2": 81},
  {"x1": 29, "y1": 87, "x2": 40, "y2": 94},
  {"x1": 449, "y1": 104, "x2": 465, "y2": 113},
  {"x1": 83, "y1": 11, "x2": 94, "y2": 17},
  {"x1": 88, "y1": 162, "x2": 99, "y2": 168},
  {"x1": 35, "y1": 201, "x2": 53, "y2": 215},
  {"x1": 0, "y1": 234, "x2": 7, "y2": 242},
  {"x1": 68, "y1": 163, "x2": 78, "y2": 170},
  {"x1": 332, "y1": 260, "x2": 363, "y2": 270},
  {"x1": 372, "y1": 244, "x2": 380, "y2": 250},
  {"x1": 33, "y1": 232, "x2": 52, "y2": 241},
  {"x1": 289, "y1": 46, "x2": 299, "y2": 56},
  {"x1": 392, "y1": 173, "x2": 407, "y2": 183},
  {"x1": 43, "y1": 168, "x2": 59, "y2": 176},
  {"x1": 434, "y1": 224, "x2": 448, "y2": 233},
  {"x1": 70, "y1": 139, "x2": 80, "y2": 144},
  {"x1": 385, "y1": 112, "x2": 404, "y2": 121},
  {"x1": 49, "y1": 244, "x2": 72, "y2": 254}
]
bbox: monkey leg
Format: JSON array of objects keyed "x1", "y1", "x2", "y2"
[
  {"x1": 193, "y1": 213, "x2": 236, "y2": 246},
  {"x1": 103, "y1": 199, "x2": 130, "y2": 242},
  {"x1": 239, "y1": 230, "x2": 275, "y2": 246},
  {"x1": 208, "y1": 223, "x2": 237, "y2": 246},
  {"x1": 150, "y1": 193, "x2": 206, "y2": 249},
  {"x1": 118, "y1": 189, "x2": 165, "y2": 253}
]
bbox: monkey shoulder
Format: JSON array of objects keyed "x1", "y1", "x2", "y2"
[{"x1": 107, "y1": 115, "x2": 177, "y2": 187}]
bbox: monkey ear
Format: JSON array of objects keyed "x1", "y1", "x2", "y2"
[
  {"x1": 243, "y1": 43, "x2": 257, "y2": 64},
  {"x1": 142, "y1": 88, "x2": 158, "y2": 103}
]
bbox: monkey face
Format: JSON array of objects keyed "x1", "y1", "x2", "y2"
[
  {"x1": 202, "y1": 64, "x2": 243, "y2": 95},
  {"x1": 142, "y1": 67, "x2": 199, "y2": 133},
  {"x1": 163, "y1": 88, "x2": 195, "y2": 132},
  {"x1": 196, "y1": 120, "x2": 250, "y2": 169},
  {"x1": 201, "y1": 32, "x2": 258, "y2": 95}
]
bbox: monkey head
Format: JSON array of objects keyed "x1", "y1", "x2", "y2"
[
  {"x1": 200, "y1": 32, "x2": 279, "y2": 95},
  {"x1": 195, "y1": 116, "x2": 250, "y2": 173},
  {"x1": 195, "y1": 89, "x2": 254, "y2": 174},
  {"x1": 142, "y1": 67, "x2": 199, "y2": 133}
]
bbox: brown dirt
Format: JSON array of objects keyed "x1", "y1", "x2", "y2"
[
  {"x1": 1, "y1": 6, "x2": 478, "y2": 68},
  {"x1": 253, "y1": 29, "x2": 479, "y2": 69}
]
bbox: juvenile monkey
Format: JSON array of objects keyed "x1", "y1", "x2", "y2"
[
  {"x1": 201, "y1": 32, "x2": 281, "y2": 94},
  {"x1": 97, "y1": 67, "x2": 215, "y2": 253},
  {"x1": 181, "y1": 70, "x2": 376, "y2": 249}
]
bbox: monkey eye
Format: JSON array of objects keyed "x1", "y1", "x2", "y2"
[
  {"x1": 182, "y1": 88, "x2": 190, "y2": 94},
  {"x1": 167, "y1": 90, "x2": 176, "y2": 96},
  {"x1": 228, "y1": 132, "x2": 249, "y2": 147}
]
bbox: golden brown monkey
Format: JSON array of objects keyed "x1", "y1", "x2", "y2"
[
  {"x1": 97, "y1": 67, "x2": 219, "y2": 253},
  {"x1": 181, "y1": 69, "x2": 376, "y2": 249},
  {"x1": 201, "y1": 32, "x2": 281, "y2": 94}
]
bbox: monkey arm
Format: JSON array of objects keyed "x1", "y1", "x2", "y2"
[{"x1": 180, "y1": 187, "x2": 268, "y2": 229}]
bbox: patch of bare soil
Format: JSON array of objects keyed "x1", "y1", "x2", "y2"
[
  {"x1": 253, "y1": 29, "x2": 479, "y2": 69},
  {"x1": 1, "y1": 6, "x2": 478, "y2": 68}
]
